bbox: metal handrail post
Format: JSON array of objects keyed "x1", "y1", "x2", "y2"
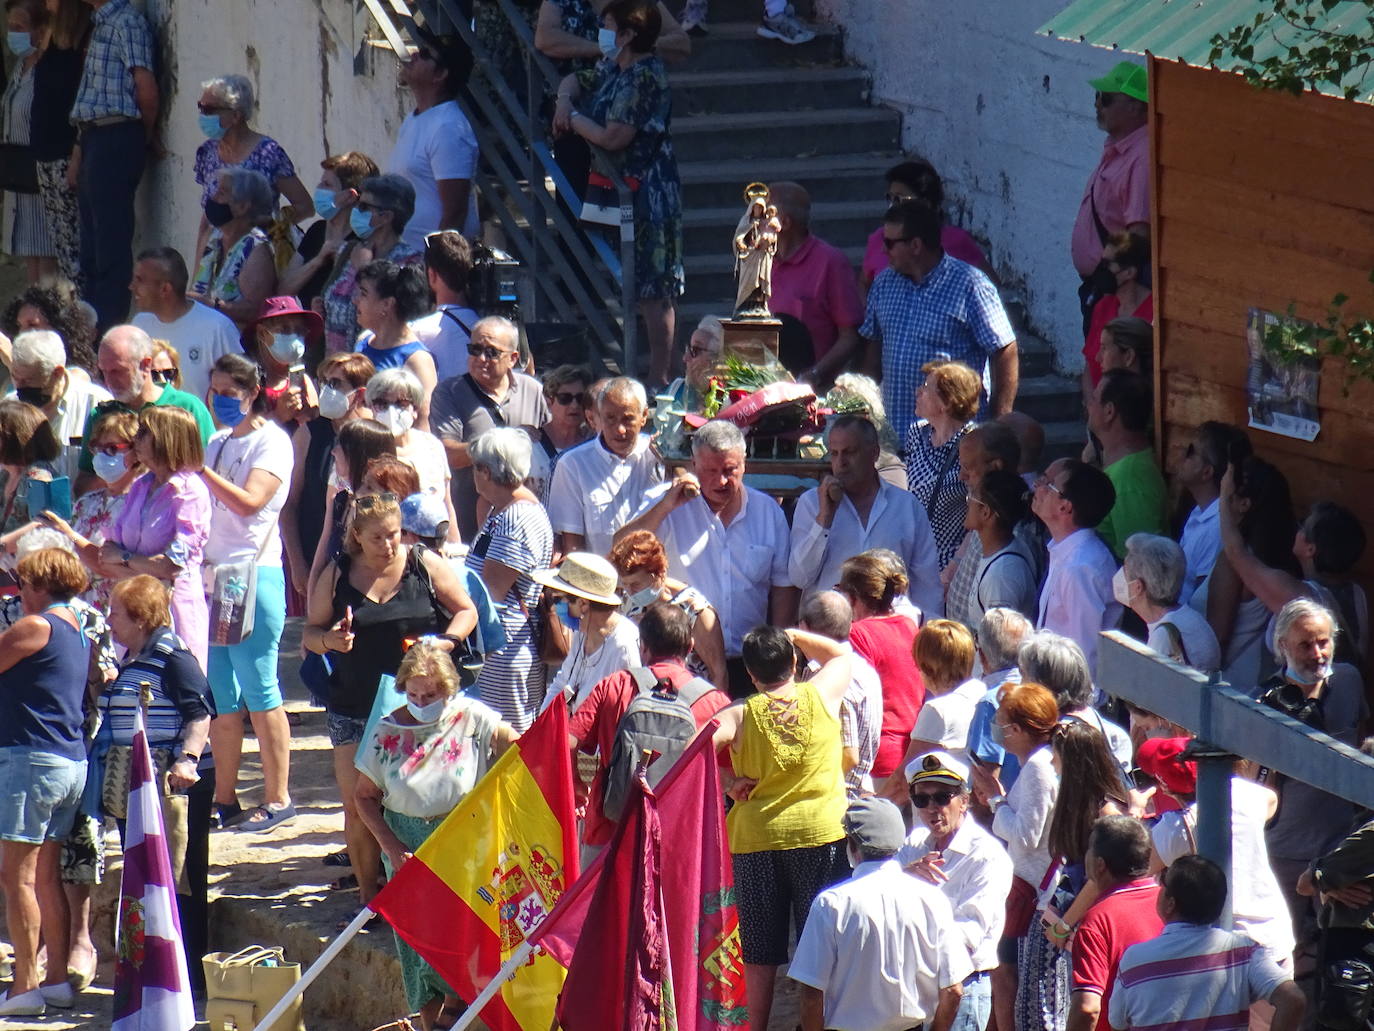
[{"x1": 617, "y1": 181, "x2": 637, "y2": 376}]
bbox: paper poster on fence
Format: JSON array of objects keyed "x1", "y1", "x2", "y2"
[{"x1": 1245, "y1": 308, "x2": 1321, "y2": 442}]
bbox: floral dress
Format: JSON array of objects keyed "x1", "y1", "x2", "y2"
[
  {"x1": 191, "y1": 226, "x2": 272, "y2": 311},
  {"x1": 321, "y1": 240, "x2": 422, "y2": 353},
  {"x1": 355, "y1": 694, "x2": 504, "y2": 1010},
  {"x1": 71, "y1": 486, "x2": 127, "y2": 609},
  {"x1": 576, "y1": 56, "x2": 684, "y2": 300}
]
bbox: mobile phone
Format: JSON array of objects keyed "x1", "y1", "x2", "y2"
[
  {"x1": 289, "y1": 363, "x2": 306, "y2": 391},
  {"x1": 1130, "y1": 768, "x2": 1156, "y2": 791}
]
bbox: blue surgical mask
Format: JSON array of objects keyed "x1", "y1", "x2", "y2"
[
  {"x1": 597, "y1": 27, "x2": 621, "y2": 60},
  {"x1": 620, "y1": 584, "x2": 661, "y2": 617},
  {"x1": 93, "y1": 450, "x2": 128, "y2": 484},
  {"x1": 211, "y1": 392, "x2": 248, "y2": 428},
  {"x1": 349, "y1": 207, "x2": 375, "y2": 239},
  {"x1": 198, "y1": 112, "x2": 227, "y2": 141},
  {"x1": 407, "y1": 697, "x2": 446, "y2": 723},
  {"x1": 313, "y1": 188, "x2": 340, "y2": 220},
  {"x1": 5, "y1": 32, "x2": 33, "y2": 57},
  {"x1": 268, "y1": 332, "x2": 306, "y2": 365},
  {"x1": 1284, "y1": 661, "x2": 1332, "y2": 687}
]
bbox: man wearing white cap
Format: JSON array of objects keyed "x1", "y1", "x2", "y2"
[
  {"x1": 900, "y1": 752, "x2": 1014, "y2": 1031},
  {"x1": 791, "y1": 795, "x2": 971, "y2": 1031}
]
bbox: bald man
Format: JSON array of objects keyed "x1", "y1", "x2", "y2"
[{"x1": 768, "y1": 181, "x2": 864, "y2": 389}]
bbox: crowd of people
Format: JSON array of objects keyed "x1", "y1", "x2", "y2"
[{"x1": 0, "y1": 3, "x2": 1365, "y2": 1031}]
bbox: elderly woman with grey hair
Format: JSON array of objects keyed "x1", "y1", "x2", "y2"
[
  {"x1": 465, "y1": 426, "x2": 554, "y2": 731},
  {"x1": 189, "y1": 167, "x2": 278, "y2": 329},
  {"x1": 321, "y1": 173, "x2": 421, "y2": 353},
  {"x1": 1118, "y1": 533, "x2": 1221, "y2": 672},
  {"x1": 364, "y1": 368, "x2": 457, "y2": 542},
  {"x1": 1017, "y1": 629, "x2": 1133, "y2": 773},
  {"x1": 7, "y1": 329, "x2": 109, "y2": 480},
  {"x1": 192, "y1": 74, "x2": 312, "y2": 262}
]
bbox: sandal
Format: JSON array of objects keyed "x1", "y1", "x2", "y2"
[
  {"x1": 215, "y1": 802, "x2": 247, "y2": 829},
  {"x1": 323, "y1": 849, "x2": 352, "y2": 868},
  {"x1": 66, "y1": 954, "x2": 98, "y2": 992},
  {"x1": 333, "y1": 873, "x2": 359, "y2": 891},
  {"x1": 232, "y1": 803, "x2": 297, "y2": 833}
]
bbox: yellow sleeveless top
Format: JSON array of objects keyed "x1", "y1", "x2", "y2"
[{"x1": 725, "y1": 682, "x2": 846, "y2": 854}]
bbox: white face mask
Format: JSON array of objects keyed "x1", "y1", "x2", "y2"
[
  {"x1": 597, "y1": 27, "x2": 621, "y2": 59},
  {"x1": 378, "y1": 405, "x2": 416, "y2": 437},
  {"x1": 268, "y1": 332, "x2": 306, "y2": 365},
  {"x1": 620, "y1": 583, "x2": 661, "y2": 617},
  {"x1": 407, "y1": 697, "x2": 446, "y2": 723},
  {"x1": 1112, "y1": 567, "x2": 1135, "y2": 607},
  {"x1": 92, "y1": 450, "x2": 128, "y2": 484},
  {"x1": 317, "y1": 385, "x2": 350, "y2": 420}
]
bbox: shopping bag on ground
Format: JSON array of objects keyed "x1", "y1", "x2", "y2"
[{"x1": 202, "y1": 945, "x2": 304, "y2": 1031}]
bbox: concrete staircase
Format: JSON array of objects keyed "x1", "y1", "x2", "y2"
[{"x1": 667, "y1": 0, "x2": 1084, "y2": 457}]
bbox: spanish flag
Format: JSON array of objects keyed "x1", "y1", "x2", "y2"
[{"x1": 369, "y1": 700, "x2": 579, "y2": 1031}]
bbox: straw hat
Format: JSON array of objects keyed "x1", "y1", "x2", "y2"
[{"x1": 531, "y1": 552, "x2": 622, "y2": 606}]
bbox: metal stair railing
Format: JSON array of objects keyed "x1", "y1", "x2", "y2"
[{"x1": 363, "y1": 0, "x2": 639, "y2": 373}]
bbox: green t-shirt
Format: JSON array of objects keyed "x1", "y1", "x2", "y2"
[
  {"x1": 77, "y1": 384, "x2": 215, "y2": 474},
  {"x1": 1099, "y1": 448, "x2": 1168, "y2": 559}
]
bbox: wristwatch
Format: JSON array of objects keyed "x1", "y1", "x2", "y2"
[
  {"x1": 120, "y1": 549, "x2": 132, "y2": 564},
  {"x1": 987, "y1": 794, "x2": 1007, "y2": 813},
  {"x1": 180, "y1": 752, "x2": 200, "y2": 765}
]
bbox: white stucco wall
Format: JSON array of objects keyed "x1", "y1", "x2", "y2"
[
  {"x1": 817, "y1": 0, "x2": 1138, "y2": 371},
  {"x1": 135, "y1": 0, "x2": 408, "y2": 267}
]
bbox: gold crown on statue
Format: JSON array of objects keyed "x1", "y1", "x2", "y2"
[{"x1": 743, "y1": 182, "x2": 769, "y2": 202}]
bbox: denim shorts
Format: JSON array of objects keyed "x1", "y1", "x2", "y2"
[
  {"x1": 0, "y1": 747, "x2": 87, "y2": 845},
  {"x1": 327, "y1": 712, "x2": 369, "y2": 748}
]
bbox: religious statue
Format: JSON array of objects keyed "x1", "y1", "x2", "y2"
[{"x1": 733, "y1": 183, "x2": 780, "y2": 319}]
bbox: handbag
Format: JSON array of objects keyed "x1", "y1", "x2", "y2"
[
  {"x1": 101, "y1": 744, "x2": 175, "y2": 820},
  {"x1": 203, "y1": 945, "x2": 305, "y2": 1031},
  {"x1": 0, "y1": 142, "x2": 38, "y2": 194},
  {"x1": 581, "y1": 170, "x2": 640, "y2": 228}
]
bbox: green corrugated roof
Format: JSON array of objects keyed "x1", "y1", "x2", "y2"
[{"x1": 1039, "y1": 0, "x2": 1374, "y2": 103}]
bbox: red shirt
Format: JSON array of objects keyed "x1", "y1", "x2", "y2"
[
  {"x1": 1071, "y1": 877, "x2": 1164, "y2": 1030},
  {"x1": 1082, "y1": 293, "x2": 1154, "y2": 386},
  {"x1": 770, "y1": 234, "x2": 865, "y2": 361},
  {"x1": 848, "y1": 614, "x2": 925, "y2": 779},
  {"x1": 567, "y1": 661, "x2": 731, "y2": 846}
]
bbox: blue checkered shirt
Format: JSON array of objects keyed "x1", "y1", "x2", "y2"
[
  {"x1": 70, "y1": 0, "x2": 155, "y2": 124},
  {"x1": 861, "y1": 255, "x2": 1015, "y2": 444}
]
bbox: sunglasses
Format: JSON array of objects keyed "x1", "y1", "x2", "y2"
[
  {"x1": 550, "y1": 390, "x2": 585, "y2": 407},
  {"x1": 373, "y1": 398, "x2": 414, "y2": 411},
  {"x1": 150, "y1": 368, "x2": 177, "y2": 386},
  {"x1": 355, "y1": 492, "x2": 399, "y2": 513},
  {"x1": 1095, "y1": 91, "x2": 1118, "y2": 107},
  {"x1": 424, "y1": 229, "x2": 463, "y2": 249},
  {"x1": 882, "y1": 235, "x2": 913, "y2": 251},
  {"x1": 468, "y1": 343, "x2": 513, "y2": 362},
  {"x1": 93, "y1": 442, "x2": 133, "y2": 457},
  {"x1": 197, "y1": 103, "x2": 231, "y2": 116},
  {"x1": 911, "y1": 790, "x2": 956, "y2": 809},
  {"x1": 884, "y1": 192, "x2": 913, "y2": 206},
  {"x1": 323, "y1": 377, "x2": 354, "y2": 392}
]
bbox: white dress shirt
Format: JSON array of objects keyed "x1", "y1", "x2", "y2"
[
  {"x1": 899, "y1": 816, "x2": 1014, "y2": 973},
  {"x1": 645, "y1": 485, "x2": 791, "y2": 655},
  {"x1": 789, "y1": 479, "x2": 944, "y2": 618},
  {"x1": 1038, "y1": 528, "x2": 1121, "y2": 678},
  {"x1": 790, "y1": 859, "x2": 973, "y2": 1031},
  {"x1": 1179, "y1": 497, "x2": 1220, "y2": 606},
  {"x1": 546, "y1": 434, "x2": 663, "y2": 556}
]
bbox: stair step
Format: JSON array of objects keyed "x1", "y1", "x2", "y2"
[
  {"x1": 673, "y1": 106, "x2": 900, "y2": 162},
  {"x1": 671, "y1": 65, "x2": 869, "y2": 115},
  {"x1": 679, "y1": 21, "x2": 845, "y2": 71},
  {"x1": 686, "y1": 0, "x2": 818, "y2": 23},
  {"x1": 1016, "y1": 374, "x2": 1085, "y2": 425},
  {"x1": 683, "y1": 197, "x2": 880, "y2": 252},
  {"x1": 679, "y1": 152, "x2": 898, "y2": 208}
]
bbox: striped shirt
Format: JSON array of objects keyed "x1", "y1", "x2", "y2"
[
  {"x1": 70, "y1": 0, "x2": 155, "y2": 123},
  {"x1": 104, "y1": 626, "x2": 214, "y2": 748},
  {"x1": 1108, "y1": 923, "x2": 1288, "y2": 1031}
]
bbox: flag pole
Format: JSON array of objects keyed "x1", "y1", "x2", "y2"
[
  {"x1": 250, "y1": 907, "x2": 373, "y2": 1031},
  {"x1": 447, "y1": 941, "x2": 536, "y2": 1031}
]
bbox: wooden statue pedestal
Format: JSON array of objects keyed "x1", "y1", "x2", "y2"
[{"x1": 722, "y1": 317, "x2": 781, "y2": 364}]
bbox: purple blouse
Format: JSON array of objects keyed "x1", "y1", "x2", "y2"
[{"x1": 193, "y1": 136, "x2": 297, "y2": 206}]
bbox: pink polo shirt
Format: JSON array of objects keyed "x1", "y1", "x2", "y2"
[
  {"x1": 1070, "y1": 125, "x2": 1151, "y2": 277},
  {"x1": 770, "y1": 234, "x2": 865, "y2": 361},
  {"x1": 862, "y1": 224, "x2": 993, "y2": 285}
]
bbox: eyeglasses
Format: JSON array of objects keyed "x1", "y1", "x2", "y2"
[
  {"x1": 468, "y1": 343, "x2": 514, "y2": 362},
  {"x1": 1095, "y1": 91, "x2": 1119, "y2": 107},
  {"x1": 373, "y1": 398, "x2": 414, "y2": 411},
  {"x1": 1034, "y1": 474, "x2": 1065, "y2": 498},
  {"x1": 551, "y1": 391, "x2": 585, "y2": 407},
  {"x1": 686, "y1": 343, "x2": 718, "y2": 360},
  {"x1": 884, "y1": 192, "x2": 913, "y2": 207},
  {"x1": 910, "y1": 790, "x2": 957, "y2": 809},
  {"x1": 882, "y1": 235, "x2": 913, "y2": 251},
  {"x1": 356, "y1": 200, "x2": 379, "y2": 213},
  {"x1": 150, "y1": 368, "x2": 177, "y2": 386},
  {"x1": 196, "y1": 103, "x2": 231, "y2": 116},
  {"x1": 355, "y1": 492, "x2": 399, "y2": 513},
  {"x1": 93, "y1": 442, "x2": 133, "y2": 457},
  {"x1": 324, "y1": 377, "x2": 353, "y2": 392}
]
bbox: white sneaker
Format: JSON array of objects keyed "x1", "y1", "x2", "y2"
[
  {"x1": 40, "y1": 982, "x2": 75, "y2": 1009},
  {"x1": 0, "y1": 989, "x2": 45, "y2": 1016},
  {"x1": 757, "y1": 12, "x2": 817, "y2": 44}
]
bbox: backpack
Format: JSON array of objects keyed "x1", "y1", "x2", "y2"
[{"x1": 601, "y1": 667, "x2": 713, "y2": 822}]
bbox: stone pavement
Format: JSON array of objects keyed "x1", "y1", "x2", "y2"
[{"x1": 0, "y1": 617, "x2": 802, "y2": 1029}]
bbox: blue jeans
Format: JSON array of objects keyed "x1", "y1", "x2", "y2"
[
  {"x1": 952, "y1": 970, "x2": 992, "y2": 1031},
  {"x1": 76, "y1": 119, "x2": 145, "y2": 329},
  {"x1": 208, "y1": 567, "x2": 287, "y2": 713}
]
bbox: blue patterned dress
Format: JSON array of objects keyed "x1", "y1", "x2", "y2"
[{"x1": 577, "y1": 56, "x2": 684, "y2": 300}]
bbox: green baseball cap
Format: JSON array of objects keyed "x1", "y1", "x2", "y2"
[{"x1": 1089, "y1": 61, "x2": 1148, "y2": 103}]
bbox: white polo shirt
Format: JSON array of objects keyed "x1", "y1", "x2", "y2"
[
  {"x1": 790, "y1": 858, "x2": 972, "y2": 1031},
  {"x1": 899, "y1": 816, "x2": 1014, "y2": 974},
  {"x1": 788, "y1": 479, "x2": 944, "y2": 618},
  {"x1": 645, "y1": 484, "x2": 791, "y2": 655},
  {"x1": 546, "y1": 434, "x2": 662, "y2": 557}
]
